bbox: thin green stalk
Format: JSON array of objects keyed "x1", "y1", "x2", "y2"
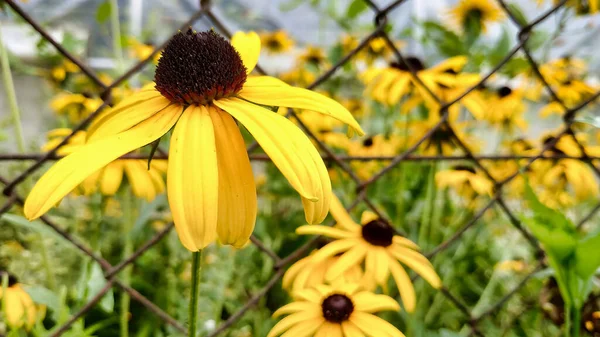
[
  {"x1": 573, "y1": 307, "x2": 580, "y2": 337},
  {"x1": 189, "y1": 251, "x2": 202, "y2": 337},
  {"x1": 418, "y1": 162, "x2": 438, "y2": 248},
  {"x1": 0, "y1": 24, "x2": 26, "y2": 153},
  {"x1": 110, "y1": 0, "x2": 124, "y2": 72},
  {"x1": 38, "y1": 233, "x2": 56, "y2": 291},
  {"x1": 120, "y1": 190, "x2": 135, "y2": 337},
  {"x1": 565, "y1": 305, "x2": 571, "y2": 337}
]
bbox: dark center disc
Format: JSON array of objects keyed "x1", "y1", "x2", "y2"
[
  {"x1": 322, "y1": 294, "x2": 354, "y2": 323},
  {"x1": 362, "y1": 219, "x2": 394, "y2": 247}
]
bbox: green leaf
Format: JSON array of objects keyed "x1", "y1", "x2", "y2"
[
  {"x1": 508, "y1": 3, "x2": 528, "y2": 26},
  {"x1": 526, "y1": 31, "x2": 548, "y2": 52},
  {"x1": 490, "y1": 29, "x2": 510, "y2": 63},
  {"x1": 279, "y1": 0, "x2": 305, "y2": 12},
  {"x1": 81, "y1": 262, "x2": 114, "y2": 313},
  {"x1": 464, "y1": 11, "x2": 482, "y2": 47},
  {"x1": 346, "y1": 0, "x2": 368, "y2": 19},
  {"x1": 574, "y1": 230, "x2": 600, "y2": 280},
  {"x1": 422, "y1": 21, "x2": 466, "y2": 57},
  {"x1": 1, "y1": 214, "x2": 75, "y2": 248},
  {"x1": 575, "y1": 114, "x2": 600, "y2": 128},
  {"x1": 96, "y1": 0, "x2": 112, "y2": 24},
  {"x1": 23, "y1": 285, "x2": 60, "y2": 312}
]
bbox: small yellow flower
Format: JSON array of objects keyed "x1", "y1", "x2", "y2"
[
  {"x1": 346, "y1": 135, "x2": 403, "y2": 180},
  {"x1": 260, "y1": 30, "x2": 294, "y2": 54},
  {"x1": 283, "y1": 252, "x2": 364, "y2": 293},
  {"x1": 436, "y1": 165, "x2": 493, "y2": 199},
  {"x1": 268, "y1": 283, "x2": 403, "y2": 337},
  {"x1": 280, "y1": 67, "x2": 316, "y2": 87},
  {"x1": 42, "y1": 128, "x2": 167, "y2": 201},
  {"x1": 0, "y1": 273, "x2": 45, "y2": 331},
  {"x1": 482, "y1": 86, "x2": 528, "y2": 132},
  {"x1": 128, "y1": 37, "x2": 161, "y2": 64},
  {"x1": 296, "y1": 195, "x2": 441, "y2": 312},
  {"x1": 25, "y1": 30, "x2": 363, "y2": 251},
  {"x1": 49, "y1": 59, "x2": 79, "y2": 83},
  {"x1": 50, "y1": 92, "x2": 104, "y2": 123},
  {"x1": 299, "y1": 45, "x2": 329, "y2": 68},
  {"x1": 448, "y1": 0, "x2": 504, "y2": 32}
]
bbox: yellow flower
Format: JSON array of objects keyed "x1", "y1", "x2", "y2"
[
  {"x1": 481, "y1": 86, "x2": 528, "y2": 132},
  {"x1": 42, "y1": 128, "x2": 167, "y2": 200},
  {"x1": 448, "y1": 0, "x2": 504, "y2": 32},
  {"x1": 360, "y1": 37, "x2": 394, "y2": 65},
  {"x1": 283, "y1": 252, "x2": 364, "y2": 293},
  {"x1": 260, "y1": 30, "x2": 294, "y2": 54},
  {"x1": 436, "y1": 165, "x2": 493, "y2": 199},
  {"x1": 538, "y1": 0, "x2": 599, "y2": 14},
  {"x1": 25, "y1": 30, "x2": 363, "y2": 251},
  {"x1": 49, "y1": 59, "x2": 79, "y2": 83},
  {"x1": 50, "y1": 92, "x2": 104, "y2": 123},
  {"x1": 296, "y1": 195, "x2": 441, "y2": 312},
  {"x1": 346, "y1": 135, "x2": 403, "y2": 180},
  {"x1": 268, "y1": 283, "x2": 403, "y2": 337},
  {"x1": 299, "y1": 45, "x2": 329, "y2": 68},
  {"x1": 340, "y1": 35, "x2": 359, "y2": 55},
  {"x1": 402, "y1": 119, "x2": 479, "y2": 155},
  {"x1": 128, "y1": 37, "x2": 161, "y2": 64},
  {"x1": 0, "y1": 273, "x2": 45, "y2": 331},
  {"x1": 280, "y1": 67, "x2": 316, "y2": 87},
  {"x1": 362, "y1": 56, "x2": 469, "y2": 107}
]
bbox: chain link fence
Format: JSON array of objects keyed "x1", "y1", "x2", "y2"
[{"x1": 1, "y1": 0, "x2": 599, "y2": 336}]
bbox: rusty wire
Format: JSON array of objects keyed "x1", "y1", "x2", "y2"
[{"x1": 0, "y1": 0, "x2": 599, "y2": 336}]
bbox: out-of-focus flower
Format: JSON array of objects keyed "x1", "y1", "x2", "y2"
[
  {"x1": 299, "y1": 45, "x2": 329, "y2": 69},
  {"x1": 482, "y1": 86, "x2": 527, "y2": 132},
  {"x1": 296, "y1": 195, "x2": 441, "y2": 312},
  {"x1": 539, "y1": 80, "x2": 596, "y2": 117},
  {"x1": 401, "y1": 119, "x2": 479, "y2": 155},
  {"x1": 49, "y1": 59, "x2": 79, "y2": 83},
  {"x1": 50, "y1": 92, "x2": 104, "y2": 123},
  {"x1": 359, "y1": 37, "x2": 398, "y2": 65},
  {"x1": 25, "y1": 30, "x2": 363, "y2": 252},
  {"x1": 537, "y1": 0, "x2": 599, "y2": 15},
  {"x1": 260, "y1": 30, "x2": 294, "y2": 54},
  {"x1": 282, "y1": 251, "x2": 364, "y2": 293},
  {"x1": 42, "y1": 128, "x2": 167, "y2": 200},
  {"x1": 344, "y1": 135, "x2": 403, "y2": 180},
  {"x1": 280, "y1": 67, "x2": 316, "y2": 87},
  {"x1": 340, "y1": 34, "x2": 360, "y2": 55},
  {"x1": 449, "y1": 0, "x2": 504, "y2": 32},
  {"x1": 362, "y1": 56, "x2": 468, "y2": 107},
  {"x1": 268, "y1": 283, "x2": 403, "y2": 337},
  {"x1": 0, "y1": 272, "x2": 45, "y2": 331},
  {"x1": 128, "y1": 37, "x2": 161, "y2": 64},
  {"x1": 436, "y1": 165, "x2": 493, "y2": 200}
]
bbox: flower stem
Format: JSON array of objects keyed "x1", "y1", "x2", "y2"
[
  {"x1": 418, "y1": 162, "x2": 438, "y2": 248},
  {"x1": 0, "y1": 24, "x2": 26, "y2": 154},
  {"x1": 120, "y1": 190, "x2": 135, "y2": 337},
  {"x1": 189, "y1": 251, "x2": 202, "y2": 337},
  {"x1": 110, "y1": 0, "x2": 124, "y2": 72},
  {"x1": 38, "y1": 233, "x2": 57, "y2": 291}
]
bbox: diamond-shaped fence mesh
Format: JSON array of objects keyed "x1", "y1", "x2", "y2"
[{"x1": 0, "y1": 0, "x2": 599, "y2": 336}]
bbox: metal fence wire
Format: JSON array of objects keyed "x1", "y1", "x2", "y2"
[{"x1": 1, "y1": 0, "x2": 600, "y2": 336}]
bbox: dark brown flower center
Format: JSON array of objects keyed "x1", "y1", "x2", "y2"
[
  {"x1": 362, "y1": 219, "x2": 394, "y2": 247},
  {"x1": 362, "y1": 136, "x2": 374, "y2": 147},
  {"x1": 322, "y1": 294, "x2": 354, "y2": 323},
  {"x1": 452, "y1": 165, "x2": 476, "y2": 173},
  {"x1": 497, "y1": 86, "x2": 513, "y2": 98},
  {"x1": 154, "y1": 29, "x2": 247, "y2": 105},
  {"x1": 0, "y1": 271, "x2": 18, "y2": 287},
  {"x1": 390, "y1": 56, "x2": 426, "y2": 72}
]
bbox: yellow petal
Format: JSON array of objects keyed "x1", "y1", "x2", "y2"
[
  {"x1": 353, "y1": 291, "x2": 401, "y2": 313},
  {"x1": 329, "y1": 194, "x2": 361, "y2": 232},
  {"x1": 210, "y1": 106, "x2": 257, "y2": 248},
  {"x1": 231, "y1": 31, "x2": 261, "y2": 74},
  {"x1": 215, "y1": 98, "x2": 331, "y2": 224},
  {"x1": 311, "y1": 239, "x2": 358, "y2": 263},
  {"x1": 244, "y1": 76, "x2": 289, "y2": 88},
  {"x1": 279, "y1": 317, "x2": 324, "y2": 337},
  {"x1": 389, "y1": 248, "x2": 441, "y2": 288},
  {"x1": 325, "y1": 245, "x2": 367, "y2": 281},
  {"x1": 238, "y1": 84, "x2": 364, "y2": 136},
  {"x1": 124, "y1": 160, "x2": 155, "y2": 201},
  {"x1": 100, "y1": 161, "x2": 124, "y2": 195},
  {"x1": 341, "y1": 321, "x2": 365, "y2": 337},
  {"x1": 296, "y1": 225, "x2": 355, "y2": 239},
  {"x1": 360, "y1": 211, "x2": 379, "y2": 225},
  {"x1": 316, "y1": 322, "x2": 343, "y2": 337},
  {"x1": 167, "y1": 106, "x2": 218, "y2": 251},
  {"x1": 374, "y1": 248, "x2": 390, "y2": 285},
  {"x1": 267, "y1": 311, "x2": 321, "y2": 337},
  {"x1": 87, "y1": 90, "x2": 170, "y2": 142},
  {"x1": 24, "y1": 105, "x2": 181, "y2": 219},
  {"x1": 350, "y1": 312, "x2": 405, "y2": 337},
  {"x1": 273, "y1": 302, "x2": 320, "y2": 317},
  {"x1": 389, "y1": 259, "x2": 416, "y2": 312},
  {"x1": 5, "y1": 288, "x2": 25, "y2": 329},
  {"x1": 282, "y1": 256, "x2": 310, "y2": 290}
]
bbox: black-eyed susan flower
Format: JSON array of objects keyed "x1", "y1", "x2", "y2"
[
  {"x1": 24, "y1": 29, "x2": 363, "y2": 251},
  {"x1": 0, "y1": 272, "x2": 45, "y2": 331},
  {"x1": 296, "y1": 195, "x2": 441, "y2": 312},
  {"x1": 42, "y1": 128, "x2": 167, "y2": 200},
  {"x1": 283, "y1": 251, "x2": 364, "y2": 293},
  {"x1": 448, "y1": 0, "x2": 504, "y2": 33},
  {"x1": 127, "y1": 37, "x2": 161, "y2": 64},
  {"x1": 537, "y1": 0, "x2": 599, "y2": 15},
  {"x1": 260, "y1": 30, "x2": 294, "y2": 54},
  {"x1": 50, "y1": 92, "x2": 104, "y2": 123},
  {"x1": 435, "y1": 165, "x2": 493, "y2": 200},
  {"x1": 280, "y1": 67, "x2": 316, "y2": 87},
  {"x1": 362, "y1": 56, "x2": 469, "y2": 107},
  {"x1": 482, "y1": 86, "x2": 528, "y2": 133},
  {"x1": 268, "y1": 283, "x2": 403, "y2": 337},
  {"x1": 360, "y1": 37, "x2": 394, "y2": 65},
  {"x1": 347, "y1": 135, "x2": 403, "y2": 180},
  {"x1": 403, "y1": 118, "x2": 480, "y2": 156},
  {"x1": 299, "y1": 45, "x2": 329, "y2": 69},
  {"x1": 49, "y1": 59, "x2": 79, "y2": 84}
]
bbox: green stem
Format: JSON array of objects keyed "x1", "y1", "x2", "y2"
[
  {"x1": 120, "y1": 191, "x2": 135, "y2": 337},
  {"x1": 189, "y1": 251, "x2": 202, "y2": 337},
  {"x1": 110, "y1": 0, "x2": 124, "y2": 72},
  {"x1": 0, "y1": 24, "x2": 26, "y2": 153},
  {"x1": 418, "y1": 162, "x2": 438, "y2": 248},
  {"x1": 565, "y1": 305, "x2": 571, "y2": 337},
  {"x1": 38, "y1": 233, "x2": 57, "y2": 291}
]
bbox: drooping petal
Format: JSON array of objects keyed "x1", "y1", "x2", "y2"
[
  {"x1": 215, "y1": 98, "x2": 331, "y2": 224},
  {"x1": 210, "y1": 106, "x2": 257, "y2": 248},
  {"x1": 350, "y1": 312, "x2": 405, "y2": 337},
  {"x1": 124, "y1": 160, "x2": 155, "y2": 200},
  {"x1": 352, "y1": 291, "x2": 401, "y2": 313},
  {"x1": 279, "y1": 317, "x2": 324, "y2": 337},
  {"x1": 310, "y1": 239, "x2": 359, "y2": 263},
  {"x1": 238, "y1": 85, "x2": 364, "y2": 136},
  {"x1": 341, "y1": 321, "x2": 365, "y2": 337},
  {"x1": 389, "y1": 259, "x2": 416, "y2": 312},
  {"x1": 267, "y1": 311, "x2": 322, "y2": 337},
  {"x1": 231, "y1": 31, "x2": 261, "y2": 74},
  {"x1": 24, "y1": 105, "x2": 181, "y2": 220},
  {"x1": 87, "y1": 91, "x2": 170, "y2": 141},
  {"x1": 282, "y1": 256, "x2": 310, "y2": 290},
  {"x1": 389, "y1": 248, "x2": 441, "y2": 289},
  {"x1": 373, "y1": 247, "x2": 390, "y2": 285},
  {"x1": 329, "y1": 194, "x2": 361, "y2": 232},
  {"x1": 325, "y1": 245, "x2": 367, "y2": 281},
  {"x1": 316, "y1": 322, "x2": 343, "y2": 337},
  {"x1": 167, "y1": 106, "x2": 218, "y2": 251},
  {"x1": 296, "y1": 225, "x2": 356, "y2": 239},
  {"x1": 99, "y1": 161, "x2": 124, "y2": 195}
]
